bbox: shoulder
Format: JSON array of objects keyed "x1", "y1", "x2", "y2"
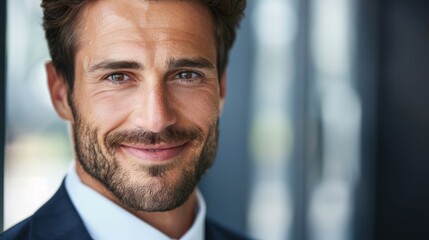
[
  {"x1": 1, "y1": 182, "x2": 91, "y2": 240},
  {"x1": 205, "y1": 218, "x2": 252, "y2": 240},
  {"x1": 1, "y1": 218, "x2": 32, "y2": 240}
]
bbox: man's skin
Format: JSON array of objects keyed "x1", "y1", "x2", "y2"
[{"x1": 46, "y1": 0, "x2": 226, "y2": 238}]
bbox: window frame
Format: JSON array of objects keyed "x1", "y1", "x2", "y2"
[{"x1": 1, "y1": 0, "x2": 7, "y2": 232}]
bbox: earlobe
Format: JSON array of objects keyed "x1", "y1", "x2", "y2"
[
  {"x1": 46, "y1": 62, "x2": 74, "y2": 122},
  {"x1": 219, "y1": 70, "x2": 227, "y2": 113}
]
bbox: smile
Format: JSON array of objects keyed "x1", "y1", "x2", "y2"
[{"x1": 119, "y1": 142, "x2": 189, "y2": 162}]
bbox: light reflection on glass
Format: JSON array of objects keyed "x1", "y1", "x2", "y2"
[
  {"x1": 309, "y1": 0, "x2": 361, "y2": 240},
  {"x1": 5, "y1": 0, "x2": 72, "y2": 229},
  {"x1": 248, "y1": 0, "x2": 297, "y2": 239}
]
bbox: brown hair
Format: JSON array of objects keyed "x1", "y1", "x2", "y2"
[{"x1": 41, "y1": 0, "x2": 246, "y2": 89}]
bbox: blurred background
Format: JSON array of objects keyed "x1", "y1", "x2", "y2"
[{"x1": 1, "y1": 0, "x2": 429, "y2": 239}]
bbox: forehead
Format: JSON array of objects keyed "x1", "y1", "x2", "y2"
[
  {"x1": 81, "y1": 0, "x2": 213, "y2": 31},
  {"x1": 75, "y1": 0, "x2": 216, "y2": 65}
]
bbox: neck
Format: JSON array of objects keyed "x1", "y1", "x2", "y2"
[{"x1": 75, "y1": 161, "x2": 197, "y2": 239}]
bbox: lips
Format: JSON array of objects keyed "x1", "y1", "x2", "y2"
[{"x1": 120, "y1": 142, "x2": 189, "y2": 162}]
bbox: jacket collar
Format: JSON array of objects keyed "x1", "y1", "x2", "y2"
[{"x1": 29, "y1": 181, "x2": 92, "y2": 240}]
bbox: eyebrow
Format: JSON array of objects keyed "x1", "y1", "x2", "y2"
[
  {"x1": 167, "y1": 57, "x2": 216, "y2": 71},
  {"x1": 88, "y1": 60, "x2": 144, "y2": 72},
  {"x1": 88, "y1": 57, "x2": 216, "y2": 73}
]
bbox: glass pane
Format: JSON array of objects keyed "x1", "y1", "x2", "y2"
[
  {"x1": 247, "y1": 0, "x2": 297, "y2": 239},
  {"x1": 308, "y1": 0, "x2": 361, "y2": 239},
  {"x1": 4, "y1": 0, "x2": 71, "y2": 229}
]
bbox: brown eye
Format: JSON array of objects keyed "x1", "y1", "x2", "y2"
[
  {"x1": 173, "y1": 71, "x2": 204, "y2": 85},
  {"x1": 176, "y1": 71, "x2": 200, "y2": 80},
  {"x1": 106, "y1": 73, "x2": 131, "y2": 83}
]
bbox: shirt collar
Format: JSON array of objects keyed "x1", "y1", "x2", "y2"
[{"x1": 65, "y1": 162, "x2": 206, "y2": 240}]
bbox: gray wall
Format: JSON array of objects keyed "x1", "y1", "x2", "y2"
[{"x1": 374, "y1": 0, "x2": 429, "y2": 239}]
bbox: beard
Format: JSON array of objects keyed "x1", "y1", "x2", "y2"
[{"x1": 70, "y1": 101, "x2": 218, "y2": 212}]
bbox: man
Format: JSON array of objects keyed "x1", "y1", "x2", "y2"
[{"x1": 1, "y1": 0, "x2": 247, "y2": 239}]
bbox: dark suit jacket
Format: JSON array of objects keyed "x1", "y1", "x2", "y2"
[{"x1": 1, "y1": 182, "x2": 249, "y2": 240}]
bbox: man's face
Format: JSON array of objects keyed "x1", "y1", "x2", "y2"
[{"x1": 56, "y1": 0, "x2": 225, "y2": 211}]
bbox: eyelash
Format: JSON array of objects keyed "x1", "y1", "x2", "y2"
[
  {"x1": 102, "y1": 70, "x2": 204, "y2": 85},
  {"x1": 173, "y1": 70, "x2": 204, "y2": 83},
  {"x1": 103, "y1": 72, "x2": 132, "y2": 85}
]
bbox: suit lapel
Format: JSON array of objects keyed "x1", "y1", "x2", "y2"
[
  {"x1": 29, "y1": 181, "x2": 92, "y2": 240},
  {"x1": 25, "y1": 181, "x2": 246, "y2": 239}
]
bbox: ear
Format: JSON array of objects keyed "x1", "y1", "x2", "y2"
[
  {"x1": 219, "y1": 70, "x2": 227, "y2": 113},
  {"x1": 46, "y1": 62, "x2": 74, "y2": 122}
]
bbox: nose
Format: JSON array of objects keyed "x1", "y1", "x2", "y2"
[{"x1": 131, "y1": 83, "x2": 177, "y2": 133}]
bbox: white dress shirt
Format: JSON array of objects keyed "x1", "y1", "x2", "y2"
[{"x1": 65, "y1": 163, "x2": 206, "y2": 240}]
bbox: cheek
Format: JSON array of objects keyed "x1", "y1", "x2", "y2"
[
  {"x1": 172, "y1": 90, "x2": 221, "y2": 125},
  {"x1": 74, "y1": 82, "x2": 221, "y2": 133},
  {"x1": 75, "y1": 91, "x2": 132, "y2": 131}
]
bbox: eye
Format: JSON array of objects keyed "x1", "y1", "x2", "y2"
[
  {"x1": 174, "y1": 71, "x2": 203, "y2": 83},
  {"x1": 105, "y1": 73, "x2": 131, "y2": 83}
]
